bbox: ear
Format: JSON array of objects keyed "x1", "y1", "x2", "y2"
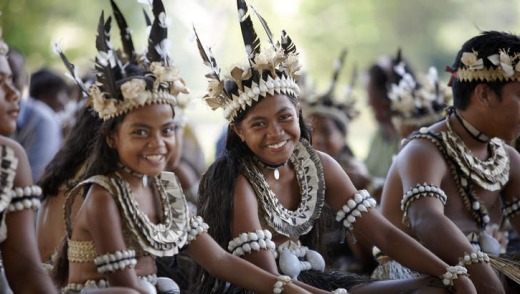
[
  {"x1": 474, "y1": 83, "x2": 493, "y2": 107},
  {"x1": 106, "y1": 133, "x2": 115, "y2": 149},
  {"x1": 295, "y1": 102, "x2": 301, "y2": 115},
  {"x1": 230, "y1": 123, "x2": 245, "y2": 142}
]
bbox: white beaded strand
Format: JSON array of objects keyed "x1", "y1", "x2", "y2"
[
  {"x1": 457, "y1": 249, "x2": 490, "y2": 266},
  {"x1": 94, "y1": 249, "x2": 137, "y2": 274},
  {"x1": 8, "y1": 185, "x2": 42, "y2": 212}
]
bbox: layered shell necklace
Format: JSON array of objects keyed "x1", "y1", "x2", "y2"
[{"x1": 244, "y1": 139, "x2": 326, "y2": 237}]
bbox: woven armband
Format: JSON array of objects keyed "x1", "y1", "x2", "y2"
[
  {"x1": 228, "y1": 229, "x2": 276, "y2": 256},
  {"x1": 186, "y1": 216, "x2": 209, "y2": 244},
  {"x1": 335, "y1": 190, "x2": 377, "y2": 231},
  {"x1": 457, "y1": 249, "x2": 490, "y2": 266},
  {"x1": 0, "y1": 146, "x2": 18, "y2": 211},
  {"x1": 502, "y1": 198, "x2": 520, "y2": 219},
  {"x1": 401, "y1": 183, "x2": 447, "y2": 224},
  {"x1": 8, "y1": 185, "x2": 42, "y2": 212},
  {"x1": 94, "y1": 249, "x2": 137, "y2": 274}
]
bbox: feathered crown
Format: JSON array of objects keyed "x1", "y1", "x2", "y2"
[
  {"x1": 194, "y1": 0, "x2": 301, "y2": 121},
  {"x1": 304, "y1": 49, "x2": 360, "y2": 131},
  {"x1": 448, "y1": 49, "x2": 520, "y2": 83},
  {"x1": 389, "y1": 65, "x2": 451, "y2": 127},
  {"x1": 54, "y1": 0, "x2": 188, "y2": 121}
]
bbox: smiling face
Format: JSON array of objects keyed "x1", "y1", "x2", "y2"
[
  {"x1": 232, "y1": 94, "x2": 301, "y2": 165},
  {"x1": 109, "y1": 103, "x2": 177, "y2": 177},
  {"x1": 0, "y1": 54, "x2": 20, "y2": 135}
]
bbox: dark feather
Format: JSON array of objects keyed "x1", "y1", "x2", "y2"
[
  {"x1": 143, "y1": 9, "x2": 152, "y2": 28},
  {"x1": 193, "y1": 26, "x2": 220, "y2": 81},
  {"x1": 95, "y1": 11, "x2": 122, "y2": 99},
  {"x1": 280, "y1": 30, "x2": 297, "y2": 55},
  {"x1": 110, "y1": 0, "x2": 135, "y2": 62},
  {"x1": 54, "y1": 44, "x2": 87, "y2": 94},
  {"x1": 237, "y1": 0, "x2": 260, "y2": 64},
  {"x1": 147, "y1": 0, "x2": 168, "y2": 64},
  {"x1": 249, "y1": 4, "x2": 274, "y2": 47},
  {"x1": 324, "y1": 49, "x2": 347, "y2": 97}
]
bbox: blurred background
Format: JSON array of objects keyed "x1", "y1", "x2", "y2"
[{"x1": 1, "y1": 0, "x2": 519, "y2": 165}]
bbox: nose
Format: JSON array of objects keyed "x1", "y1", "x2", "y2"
[
  {"x1": 5, "y1": 81, "x2": 19, "y2": 102},
  {"x1": 147, "y1": 132, "x2": 167, "y2": 148},
  {"x1": 267, "y1": 121, "x2": 284, "y2": 138}
]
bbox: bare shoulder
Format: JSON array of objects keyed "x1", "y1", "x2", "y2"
[
  {"x1": 233, "y1": 174, "x2": 258, "y2": 210},
  {"x1": 82, "y1": 184, "x2": 121, "y2": 226},
  {"x1": 0, "y1": 136, "x2": 23, "y2": 152},
  {"x1": 394, "y1": 137, "x2": 448, "y2": 187}
]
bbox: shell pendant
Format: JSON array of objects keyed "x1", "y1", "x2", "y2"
[{"x1": 274, "y1": 168, "x2": 280, "y2": 180}]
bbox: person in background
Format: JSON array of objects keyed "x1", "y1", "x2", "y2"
[
  {"x1": 363, "y1": 51, "x2": 413, "y2": 199},
  {"x1": 303, "y1": 49, "x2": 376, "y2": 275}
]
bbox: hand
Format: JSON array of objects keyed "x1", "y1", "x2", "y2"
[{"x1": 453, "y1": 275, "x2": 477, "y2": 294}]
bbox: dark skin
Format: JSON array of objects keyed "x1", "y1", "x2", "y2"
[
  {"x1": 67, "y1": 103, "x2": 310, "y2": 294},
  {"x1": 380, "y1": 83, "x2": 520, "y2": 294},
  {"x1": 230, "y1": 94, "x2": 476, "y2": 294}
]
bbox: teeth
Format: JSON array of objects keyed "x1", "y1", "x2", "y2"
[
  {"x1": 145, "y1": 155, "x2": 163, "y2": 161},
  {"x1": 268, "y1": 141, "x2": 286, "y2": 149}
]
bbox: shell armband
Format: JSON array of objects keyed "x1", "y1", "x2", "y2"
[
  {"x1": 8, "y1": 185, "x2": 42, "y2": 212},
  {"x1": 228, "y1": 229, "x2": 276, "y2": 256},
  {"x1": 187, "y1": 216, "x2": 209, "y2": 244},
  {"x1": 401, "y1": 183, "x2": 447, "y2": 225},
  {"x1": 94, "y1": 249, "x2": 137, "y2": 274},
  {"x1": 335, "y1": 190, "x2": 377, "y2": 231}
]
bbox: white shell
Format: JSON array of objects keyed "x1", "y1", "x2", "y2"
[
  {"x1": 479, "y1": 232, "x2": 501, "y2": 256},
  {"x1": 278, "y1": 251, "x2": 301, "y2": 279},
  {"x1": 305, "y1": 249, "x2": 325, "y2": 272}
]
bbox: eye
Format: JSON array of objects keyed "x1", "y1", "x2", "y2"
[
  {"x1": 162, "y1": 126, "x2": 176, "y2": 136},
  {"x1": 252, "y1": 121, "x2": 266, "y2": 128},
  {"x1": 280, "y1": 113, "x2": 293, "y2": 121},
  {"x1": 132, "y1": 129, "x2": 148, "y2": 136}
]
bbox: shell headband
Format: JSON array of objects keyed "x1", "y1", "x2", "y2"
[
  {"x1": 55, "y1": 0, "x2": 188, "y2": 121},
  {"x1": 451, "y1": 49, "x2": 520, "y2": 83},
  {"x1": 194, "y1": 0, "x2": 301, "y2": 121},
  {"x1": 389, "y1": 65, "x2": 451, "y2": 127}
]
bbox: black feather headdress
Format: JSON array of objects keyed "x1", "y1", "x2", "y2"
[
  {"x1": 55, "y1": 0, "x2": 188, "y2": 121},
  {"x1": 388, "y1": 64, "x2": 452, "y2": 128},
  {"x1": 194, "y1": 0, "x2": 301, "y2": 121},
  {"x1": 304, "y1": 49, "x2": 360, "y2": 131}
]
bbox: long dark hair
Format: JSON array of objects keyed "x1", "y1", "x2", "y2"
[
  {"x1": 193, "y1": 89, "x2": 317, "y2": 292},
  {"x1": 38, "y1": 105, "x2": 101, "y2": 198}
]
